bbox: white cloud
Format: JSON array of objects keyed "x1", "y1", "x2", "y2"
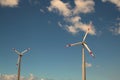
[
  {"x1": 48, "y1": 0, "x2": 96, "y2": 35},
  {"x1": 48, "y1": 20, "x2": 51, "y2": 24},
  {"x1": 65, "y1": 16, "x2": 81, "y2": 23},
  {"x1": 110, "y1": 27, "x2": 120, "y2": 35},
  {"x1": 86, "y1": 62, "x2": 92, "y2": 68},
  {"x1": 0, "y1": 74, "x2": 54, "y2": 80},
  {"x1": 109, "y1": 17, "x2": 120, "y2": 35},
  {"x1": 0, "y1": 74, "x2": 38, "y2": 80},
  {"x1": 41, "y1": 78, "x2": 54, "y2": 80},
  {"x1": 28, "y1": 74, "x2": 36, "y2": 80},
  {"x1": 102, "y1": 0, "x2": 106, "y2": 2},
  {"x1": 73, "y1": 0, "x2": 95, "y2": 14},
  {"x1": 48, "y1": 0, "x2": 71, "y2": 17},
  {"x1": 58, "y1": 22, "x2": 63, "y2": 27},
  {"x1": 41, "y1": 78, "x2": 44, "y2": 80},
  {"x1": 29, "y1": 0, "x2": 40, "y2": 5},
  {"x1": 102, "y1": 0, "x2": 120, "y2": 10},
  {"x1": 118, "y1": 23, "x2": 120, "y2": 26},
  {"x1": 66, "y1": 25, "x2": 78, "y2": 34},
  {"x1": 64, "y1": 16, "x2": 95, "y2": 35},
  {"x1": 0, "y1": 74, "x2": 18, "y2": 80},
  {"x1": 0, "y1": 0, "x2": 19, "y2": 7},
  {"x1": 117, "y1": 17, "x2": 120, "y2": 21},
  {"x1": 40, "y1": 9, "x2": 45, "y2": 13},
  {"x1": 66, "y1": 20, "x2": 96, "y2": 35}
]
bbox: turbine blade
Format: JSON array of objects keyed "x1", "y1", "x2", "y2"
[
  {"x1": 82, "y1": 31, "x2": 88, "y2": 42},
  {"x1": 21, "y1": 48, "x2": 30, "y2": 55},
  {"x1": 12, "y1": 48, "x2": 21, "y2": 55},
  {"x1": 66, "y1": 42, "x2": 82, "y2": 47},
  {"x1": 17, "y1": 56, "x2": 20, "y2": 66},
  {"x1": 82, "y1": 22, "x2": 92, "y2": 42},
  {"x1": 83, "y1": 43, "x2": 95, "y2": 57}
]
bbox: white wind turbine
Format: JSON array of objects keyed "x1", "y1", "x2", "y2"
[
  {"x1": 13, "y1": 48, "x2": 30, "y2": 80},
  {"x1": 66, "y1": 22, "x2": 95, "y2": 80}
]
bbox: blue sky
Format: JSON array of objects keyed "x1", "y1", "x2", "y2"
[{"x1": 0, "y1": 0, "x2": 120, "y2": 80}]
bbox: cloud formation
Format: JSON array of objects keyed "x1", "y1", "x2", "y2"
[
  {"x1": 0, "y1": 74, "x2": 37, "y2": 80},
  {"x1": 48, "y1": 0, "x2": 71, "y2": 17},
  {"x1": 102, "y1": 1, "x2": 120, "y2": 35},
  {"x1": 58, "y1": 22, "x2": 63, "y2": 27},
  {"x1": 48, "y1": 0, "x2": 96, "y2": 35},
  {"x1": 109, "y1": 17, "x2": 120, "y2": 35},
  {"x1": 29, "y1": 0, "x2": 40, "y2": 5},
  {"x1": 73, "y1": 0, "x2": 95, "y2": 14},
  {"x1": 40, "y1": 9, "x2": 45, "y2": 13},
  {"x1": 110, "y1": 27, "x2": 120, "y2": 35},
  {"x1": 102, "y1": 0, "x2": 120, "y2": 10},
  {"x1": 0, "y1": 74, "x2": 54, "y2": 80},
  {"x1": 0, "y1": 0, "x2": 19, "y2": 7},
  {"x1": 0, "y1": 74, "x2": 17, "y2": 80}
]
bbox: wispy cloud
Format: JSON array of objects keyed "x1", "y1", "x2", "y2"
[
  {"x1": 0, "y1": 0, "x2": 19, "y2": 7},
  {"x1": 0, "y1": 74, "x2": 55, "y2": 80},
  {"x1": 29, "y1": 0, "x2": 40, "y2": 5},
  {"x1": 110, "y1": 27, "x2": 120, "y2": 35},
  {"x1": 58, "y1": 22, "x2": 63, "y2": 27},
  {"x1": 0, "y1": 74, "x2": 38, "y2": 80},
  {"x1": 40, "y1": 9, "x2": 45, "y2": 13},
  {"x1": 0, "y1": 74, "x2": 17, "y2": 80},
  {"x1": 117, "y1": 17, "x2": 120, "y2": 20},
  {"x1": 40, "y1": 78, "x2": 54, "y2": 80},
  {"x1": 73, "y1": 0, "x2": 95, "y2": 14},
  {"x1": 86, "y1": 62, "x2": 92, "y2": 68},
  {"x1": 48, "y1": 0, "x2": 71, "y2": 17},
  {"x1": 48, "y1": 0, "x2": 96, "y2": 35},
  {"x1": 109, "y1": 17, "x2": 120, "y2": 35},
  {"x1": 28, "y1": 74, "x2": 37, "y2": 80},
  {"x1": 102, "y1": 0, "x2": 120, "y2": 10}
]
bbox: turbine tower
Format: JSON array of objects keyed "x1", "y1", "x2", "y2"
[
  {"x1": 66, "y1": 22, "x2": 95, "y2": 80},
  {"x1": 13, "y1": 48, "x2": 30, "y2": 80}
]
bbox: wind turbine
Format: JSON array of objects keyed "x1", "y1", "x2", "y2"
[
  {"x1": 66, "y1": 22, "x2": 95, "y2": 80},
  {"x1": 13, "y1": 48, "x2": 30, "y2": 80}
]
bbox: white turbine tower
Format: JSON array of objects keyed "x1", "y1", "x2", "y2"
[
  {"x1": 13, "y1": 48, "x2": 30, "y2": 80},
  {"x1": 66, "y1": 22, "x2": 95, "y2": 80}
]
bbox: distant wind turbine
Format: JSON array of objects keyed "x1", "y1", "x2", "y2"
[
  {"x1": 13, "y1": 48, "x2": 30, "y2": 80},
  {"x1": 66, "y1": 22, "x2": 95, "y2": 80}
]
